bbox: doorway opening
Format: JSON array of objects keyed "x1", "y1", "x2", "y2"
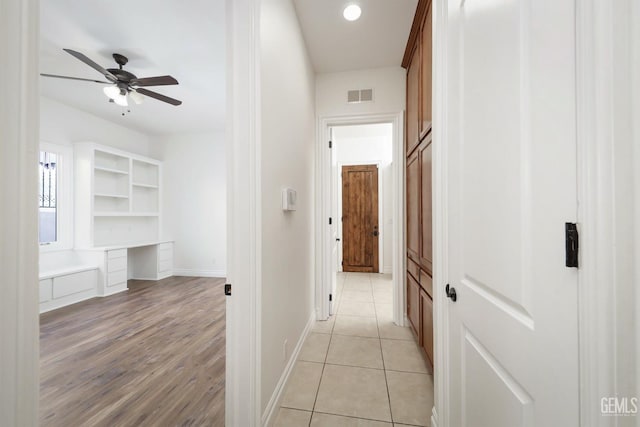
[
  {"x1": 36, "y1": 1, "x2": 227, "y2": 425},
  {"x1": 334, "y1": 123, "x2": 392, "y2": 277},
  {"x1": 316, "y1": 114, "x2": 405, "y2": 327}
]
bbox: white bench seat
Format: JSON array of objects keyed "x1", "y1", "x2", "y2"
[
  {"x1": 39, "y1": 251, "x2": 100, "y2": 313},
  {"x1": 39, "y1": 264, "x2": 98, "y2": 281}
]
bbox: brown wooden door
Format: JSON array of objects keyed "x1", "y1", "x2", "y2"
[{"x1": 342, "y1": 165, "x2": 379, "y2": 272}]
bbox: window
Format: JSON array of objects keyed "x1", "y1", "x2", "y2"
[
  {"x1": 39, "y1": 151, "x2": 58, "y2": 244},
  {"x1": 39, "y1": 143, "x2": 73, "y2": 251}
]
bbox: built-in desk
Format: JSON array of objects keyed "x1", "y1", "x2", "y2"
[
  {"x1": 86, "y1": 240, "x2": 174, "y2": 296},
  {"x1": 38, "y1": 241, "x2": 174, "y2": 312}
]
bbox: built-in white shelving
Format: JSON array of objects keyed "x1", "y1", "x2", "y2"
[
  {"x1": 94, "y1": 166, "x2": 129, "y2": 175},
  {"x1": 93, "y1": 212, "x2": 160, "y2": 217},
  {"x1": 75, "y1": 143, "x2": 163, "y2": 248},
  {"x1": 132, "y1": 182, "x2": 159, "y2": 189},
  {"x1": 94, "y1": 193, "x2": 129, "y2": 198}
]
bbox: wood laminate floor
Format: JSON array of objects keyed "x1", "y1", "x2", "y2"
[{"x1": 40, "y1": 276, "x2": 225, "y2": 427}]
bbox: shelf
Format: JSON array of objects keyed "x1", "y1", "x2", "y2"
[
  {"x1": 132, "y1": 159, "x2": 159, "y2": 188},
  {"x1": 94, "y1": 212, "x2": 159, "y2": 217},
  {"x1": 75, "y1": 143, "x2": 162, "y2": 249},
  {"x1": 132, "y1": 182, "x2": 159, "y2": 189},
  {"x1": 94, "y1": 193, "x2": 129, "y2": 199},
  {"x1": 94, "y1": 166, "x2": 129, "y2": 175}
]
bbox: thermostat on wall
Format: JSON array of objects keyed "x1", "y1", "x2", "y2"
[{"x1": 282, "y1": 188, "x2": 297, "y2": 211}]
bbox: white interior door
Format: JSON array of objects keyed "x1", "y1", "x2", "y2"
[
  {"x1": 445, "y1": 0, "x2": 579, "y2": 425},
  {"x1": 329, "y1": 127, "x2": 338, "y2": 315}
]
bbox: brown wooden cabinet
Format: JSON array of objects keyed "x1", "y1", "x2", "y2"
[
  {"x1": 407, "y1": 272, "x2": 421, "y2": 339},
  {"x1": 420, "y1": 288, "x2": 434, "y2": 366},
  {"x1": 406, "y1": 45, "x2": 420, "y2": 155},
  {"x1": 406, "y1": 149, "x2": 420, "y2": 262},
  {"x1": 404, "y1": 0, "x2": 433, "y2": 371},
  {"x1": 419, "y1": 4, "x2": 433, "y2": 139},
  {"x1": 419, "y1": 140, "x2": 433, "y2": 274}
]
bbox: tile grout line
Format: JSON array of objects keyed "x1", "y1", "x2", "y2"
[
  {"x1": 303, "y1": 273, "x2": 342, "y2": 425},
  {"x1": 371, "y1": 274, "x2": 396, "y2": 425},
  {"x1": 285, "y1": 273, "x2": 402, "y2": 427},
  {"x1": 312, "y1": 409, "x2": 411, "y2": 425},
  {"x1": 308, "y1": 307, "x2": 337, "y2": 427}
]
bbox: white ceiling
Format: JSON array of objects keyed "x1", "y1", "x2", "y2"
[
  {"x1": 293, "y1": 0, "x2": 418, "y2": 73},
  {"x1": 40, "y1": 0, "x2": 225, "y2": 136}
]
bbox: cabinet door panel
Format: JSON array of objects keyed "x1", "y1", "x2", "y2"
[
  {"x1": 420, "y1": 288, "x2": 433, "y2": 368},
  {"x1": 419, "y1": 139, "x2": 433, "y2": 273},
  {"x1": 419, "y1": 268, "x2": 433, "y2": 298},
  {"x1": 407, "y1": 273, "x2": 421, "y2": 340},
  {"x1": 407, "y1": 257, "x2": 420, "y2": 282},
  {"x1": 407, "y1": 150, "x2": 420, "y2": 262},
  {"x1": 406, "y1": 45, "x2": 420, "y2": 155},
  {"x1": 419, "y1": 4, "x2": 433, "y2": 138}
]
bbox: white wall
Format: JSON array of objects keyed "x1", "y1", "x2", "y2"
[
  {"x1": 334, "y1": 123, "x2": 393, "y2": 273},
  {"x1": 260, "y1": 0, "x2": 316, "y2": 416},
  {"x1": 632, "y1": 0, "x2": 640, "y2": 404},
  {"x1": 611, "y1": 0, "x2": 639, "y2": 410},
  {"x1": 316, "y1": 66, "x2": 405, "y2": 117},
  {"x1": 156, "y1": 131, "x2": 226, "y2": 276},
  {"x1": 41, "y1": 96, "x2": 153, "y2": 157}
]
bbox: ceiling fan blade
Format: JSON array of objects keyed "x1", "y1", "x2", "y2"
[
  {"x1": 130, "y1": 75, "x2": 179, "y2": 87},
  {"x1": 135, "y1": 88, "x2": 182, "y2": 106},
  {"x1": 40, "y1": 73, "x2": 110, "y2": 84},
  {"x1": 63, "y1": 49, "x2": 117, "y2": 82}
]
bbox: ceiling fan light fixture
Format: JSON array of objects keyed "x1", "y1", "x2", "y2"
[
  {"x1": 103, "y1": 85, "x2": 128, "y2": 106},
  {"x1": 113, "y1": 94, "x2": 128, "y2": 107},
  {"x1": 103, "y1": 85, "x2": 120, "y2": 99},
  {"x1": 343, "y1": 4, "x2": 362, "y2": 21},
  {"x1": 129, "y1": 91, "x2": 144, "y2": 105},
  {"x1": 44, "y1": 49, "x2": 182, "y2": 108}
]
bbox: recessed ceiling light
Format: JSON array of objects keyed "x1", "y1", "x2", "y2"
[{"x1": 343, "y1": 4, "x2": 362, "y2": 21}]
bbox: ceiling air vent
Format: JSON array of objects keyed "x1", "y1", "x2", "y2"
[{"x1": 347, "y1": 88, "x2": 374, "y2": 104}]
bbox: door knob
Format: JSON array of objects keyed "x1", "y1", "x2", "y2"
[
  {"x1": 445, "y1": 284, "x2": 457, "y2": 302},
  {"x1": 372, "y1": 230, "x2": 379, "y2": 236}
]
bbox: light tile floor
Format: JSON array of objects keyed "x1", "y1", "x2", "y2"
[{"x1": 275, "y1": 272, "x2": 434, "y2": 427}]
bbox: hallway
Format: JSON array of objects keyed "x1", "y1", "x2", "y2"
[{"x1": 275, "y1": 272, "x2": 433, "y2": 426}]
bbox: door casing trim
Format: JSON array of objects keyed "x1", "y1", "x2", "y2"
[{"x1": 225, "y1": 0, "x2": 262, "y2": 425}]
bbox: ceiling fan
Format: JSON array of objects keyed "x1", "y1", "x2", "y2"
[{"x1": 41, "y1": 49, "x2": 182, "y2": 107}]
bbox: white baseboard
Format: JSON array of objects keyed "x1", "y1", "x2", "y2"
[
  {"x1": 101, "y1": 286, "x2": 128, "y2": 297},
  {"x1": 262, "y1": 312, "x2": 316, "y2": 427},
  {"x1": 172, "y1": 268, "x2": 227, "y2": 278},
  {"x1": 382, "y1": 266, "x2": 392, "y2": 274}
]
